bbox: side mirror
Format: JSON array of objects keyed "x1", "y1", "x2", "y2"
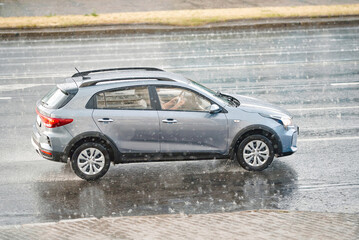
[{"x1": 209, "y1": 104, "x2": 221, "y2": 114}]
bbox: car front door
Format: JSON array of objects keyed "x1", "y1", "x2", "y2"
[
  {"x1": 154, "y1": 86, "x2": 228, "y2": 154},
  {"x1": 92, "y1": 86, "x2": 160, "y2": 154}
]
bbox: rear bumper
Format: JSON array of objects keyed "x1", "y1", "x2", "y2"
[{"x1": 31, "y1": 135, "x2": 66, "y2": 163}]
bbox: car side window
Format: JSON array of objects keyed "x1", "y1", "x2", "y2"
[
  {"x1": 96, "y1": 86, "x2": 152, "y2": 110},
  {"x1": 156, "y1": 87, "x2": 211, "y2": 111}
]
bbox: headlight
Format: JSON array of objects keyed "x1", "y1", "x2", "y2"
[
  {"x1": 260, "y1": 113, "x2": 293, "y2": 129},
  {"x1": 280, "y1": 117, "x2": 293, "y2": 128}
]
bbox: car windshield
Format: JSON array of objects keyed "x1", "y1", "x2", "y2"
[{"x1": 188, "y1": 79, "x2": 238, "y2": 106}]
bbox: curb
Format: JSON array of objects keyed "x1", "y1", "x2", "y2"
[
  {"x1": 1, "y1": 15, "x2": 359, "y2": 39},
  {"x1": 0, "y1": 210, "x2": 358, "y2": 239}
]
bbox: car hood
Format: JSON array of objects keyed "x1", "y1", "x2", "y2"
[{"x1": 230, "y1": 94, "x2": 292, "y2": 118}]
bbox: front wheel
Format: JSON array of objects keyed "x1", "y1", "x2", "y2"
[
  {"x1": 236, "y1": 135, "x2": 274, "y2": 171},
  {"x1": 71, "y1": 142, "x2": 111, "y2": 181}
]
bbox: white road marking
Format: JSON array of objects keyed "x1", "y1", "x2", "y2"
[
  {"x1": 3, "y1": 47, "x2": 358, "y2": 61},
  {"x1": 298, "y1": 136, "x2": 359, "y2": 142},
  {"x1": 2, "y1": 42, "x2": 358, "y2": 59},
  {"x1": 0, "y1": 84, "x2": 52, "y2": 92},
  {"x1": 288, "y1": 106, "x2": 359, "y2": 111},
  {"x1": 0, "y1": 97, "x2": 12, "y2": 100},
  {"x1": 304, "y1": 126, "x2": 359, "y2": 132},
  {"x1": 330, "y1": 82, "x2": 359, "y2": 86},
  {"x1": 1, "y1": 25, "x2": 358, "y2": 44},
  {"x1": 170, "y1": 59, "x2": 359, "y2": 71},
  {"x1": 0, "y1": 74, "x2": 65, "y2": 80},
  {"x1": 1, "y1": 33, "x2": 357, "y2": 51},
  {"x1": 1, "y1": 55, "x2": 358, "y2": 67}
]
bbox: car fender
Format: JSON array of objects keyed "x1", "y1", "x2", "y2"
[
  {"x1": 63, "y1": 131, "x2": 121, "y2": 163},
  {"x1": 229, "y1": 124, "x2": 283, "y2": 158}
]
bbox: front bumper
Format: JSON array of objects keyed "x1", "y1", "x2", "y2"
[{"x1": 277, "y1": 126, "x2": 299, "y2": 157}]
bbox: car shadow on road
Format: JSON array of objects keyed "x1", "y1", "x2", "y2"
[{"x1": 34, "y1": 159, "x2": 297, "y2": 223}]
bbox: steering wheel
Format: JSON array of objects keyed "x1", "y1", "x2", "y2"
[
  {"x1": 194, "y1": 95, "x2": 206, "y2": 110},
  {"x1": 176, "y1": 91, "x2": 185, "y2": 104}
]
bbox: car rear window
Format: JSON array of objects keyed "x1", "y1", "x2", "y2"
[
  {"x1": 96, "y1": 86, "x2": 152, "y2": 110},
  {"x1": 41, "y1": 87, "x2": 70, "y2": 109}
]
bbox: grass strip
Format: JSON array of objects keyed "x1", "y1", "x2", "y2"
[{"x1": 1, "y1": 4, "x2": 359, "y2": 29}]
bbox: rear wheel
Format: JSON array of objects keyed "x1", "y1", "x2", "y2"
[
  {"x1": 71, "y1": 142, "x2": 111, "y2": 181},
  {"x1": 236, "y1": 135, "x2": 274, "y2": 171}
]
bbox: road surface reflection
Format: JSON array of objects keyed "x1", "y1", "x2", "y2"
[{"x1": 34, "y1": 159, "x2": 297, "y2": 222}]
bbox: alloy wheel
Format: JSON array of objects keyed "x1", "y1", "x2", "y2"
[
  {"x1": 243, "y1": 140, "x2": 270, "y2": 167},
  {"x1": 77, "y1": 148, "x2": 105, "y2": 175}
]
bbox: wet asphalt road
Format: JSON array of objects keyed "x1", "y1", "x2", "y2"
[{"x1": 0, "y1": 25, "x2": 358, "y2": 225}]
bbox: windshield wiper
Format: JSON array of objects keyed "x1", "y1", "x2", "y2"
[
  {"x1": 216, "y1": 91, "x2": 240, "y2": 107},
  {"x1": 41, "y1": 100, "x2": 49, "y2": 107}
]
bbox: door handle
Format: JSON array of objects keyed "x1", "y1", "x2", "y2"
[
  {"x1": 162, "y1": 119, "x2": 177, "y2": 124},
  {"x1": 98, "y1": 118, "x2": 114, "y2": 123}
]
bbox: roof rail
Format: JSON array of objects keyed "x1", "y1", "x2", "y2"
[
  {"x1": 79, "y1": 77, "x2": 174, "y2": 87},
  {"x1": 72, "y1": 67, "x2": 164, "y2": 78}
]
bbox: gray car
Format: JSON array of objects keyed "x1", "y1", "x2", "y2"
[{"x1": 32, "y1": 67, "x2": 298, "y2": 180}]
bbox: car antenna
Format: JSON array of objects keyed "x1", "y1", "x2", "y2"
[
  {"x1": 75, "y1": 67, "x2": 81, "y2": 74},
  {"x1": 74, "y1": 67, "x2": 90, "y2": 80}
]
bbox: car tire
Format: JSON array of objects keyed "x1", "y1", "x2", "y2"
[
  {"x1": 236, "y1": 134, "x2": 274, "y2": 171},
  {"x1": 71, "y1": 142, "x2": 111, "y2": 181}
]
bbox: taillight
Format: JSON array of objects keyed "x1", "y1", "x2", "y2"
[
  {"x1": 36, "y1": 109, "x2": 73, "y2": 128},
  {"x1": 40, "y1": 149, "x2": 52, "y2": 156}
]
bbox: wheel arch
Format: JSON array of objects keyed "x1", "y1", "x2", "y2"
[
  {"x1": 64, "y1": 131, "x2": 121, "y2": 164},
  {"x1": 229, "y1": 125, "x2": 283, "y2": 159}
]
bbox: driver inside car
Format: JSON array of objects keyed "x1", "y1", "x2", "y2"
[{"x1": 161, "y1": 91, "x2": 187, "y2": 110}]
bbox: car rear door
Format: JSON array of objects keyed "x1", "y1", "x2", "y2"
[{"x1": 92, "y1": 85, "x2": 160, "y2": 154}]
